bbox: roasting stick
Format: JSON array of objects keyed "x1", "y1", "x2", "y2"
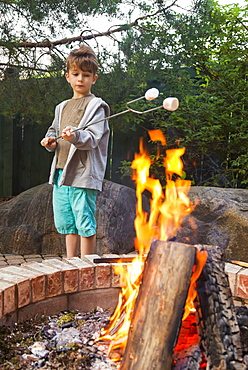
[
  {"x1": 52, "y1": 88, "x2": 179, "y2": 141},
  {"x1": 229, "y1": 260, "x2": 248, "y2": 268},
  {"x1": 93, "y1": 255, "x2": 147, "y2": 264}
]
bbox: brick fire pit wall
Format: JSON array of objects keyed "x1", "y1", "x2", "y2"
[{"x1": 0, "y1": 254, "x2": 247, "y2": 327}]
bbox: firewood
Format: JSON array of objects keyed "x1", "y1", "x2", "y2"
[
  {"x1": 195, "y1": 244, "x2": 246, "y2": 369},
  {"x1": 172, "y1": 343, "x2": 202, "y2": 369},
  {"x1": 121, "y1": 240, "x2": 196, "y2": 370}
]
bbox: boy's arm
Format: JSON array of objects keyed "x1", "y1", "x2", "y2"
[
  {"x1": 40, "y1": 105, "x2": 59, "y2": 152},
  {"x1": 40, "y1": 137, "x2": 57, "y2": 150},
  {"x1": 64, "y1": 107, "x2": 109, "y2": 150}
]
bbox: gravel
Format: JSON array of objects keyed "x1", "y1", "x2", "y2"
[{"x1": 0, "y1": 307, "x2": 118, "y2": 370}]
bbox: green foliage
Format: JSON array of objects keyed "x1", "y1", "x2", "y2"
[
  {"x1": 116, "y1": 0, "x2": 248, "y2": 188},
  {"x1": 0, "y1": 74, "x2": 71, "y2": 124},
  {"x1": 0, "y1": 0, "x2": 247, "y2": 188},
  {"x1": 118, "y1": 159, "x2": 133, "y2": 179}
]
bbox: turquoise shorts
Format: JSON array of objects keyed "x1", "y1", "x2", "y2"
[{"x1": 52, "y1": 169, "x2": 98, "y2": 237}]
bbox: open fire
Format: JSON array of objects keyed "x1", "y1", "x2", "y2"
[{"x1": 97, "y1": 129, "x2": 209, "y2": 365}]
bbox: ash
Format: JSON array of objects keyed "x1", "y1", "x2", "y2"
[{"x1": 0, "y1": 307, "x2": 118, "y2": 370}]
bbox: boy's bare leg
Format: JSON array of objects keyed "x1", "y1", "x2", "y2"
[
  {"x1": 80, "y1": 234, "x2": 96, "y2": 257},
  {"x1": 66, "y1": 234, "x2": 80, "y2": 257}
]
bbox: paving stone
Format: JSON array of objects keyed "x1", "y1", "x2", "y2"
[
  {"x1": 0, "y1": 280, "x2": 16, "y2": 316},
  {"x1": 42, "y1": 259, "x2": 79, "y2": 294},
  {"x1": 111, "y1": 265, "x2": 121, "y2": 287},
  {"x1": 237, "y1": 269, "x2": 248, "y2": 299},
  {"x1": 95, "y1": 264, "x2": 111, "y2": 289},
  {"x1": 2, "y1": 265, "x2": 46, "y2": 303},
  {"x1": 64, "y1": 257, "x2": 94, "y2": 267},
  {"x1": 25, "y1": 257, "x2": 44, "y2": 263},
  {"x1": 0, "y1": 269, "x2": 31, "y2": 308},
  {"x1": 22, "y1": 261, "x2": 62, "y2": 298},
  {"x1": 0, "y1": 261, "x2": 8, "y2": 268},
  {"x1": 4, "y1": 255, "x2": 25, "y2": 260},
  {"x1": 82, "y1": 254, "x2": 99, "y2": 264},
  {"x1": 225, "y1": 262, "x2": 243, "y2": 296},
  {"x1": 23, "y1": 254, "x2": 43, "y2": 259},
  {"x1": 5, "y1": 258, "x2": 25, "y2": 266},
  {"x1": 80, "y1": 266, "x2": 95, "y2": 291}
]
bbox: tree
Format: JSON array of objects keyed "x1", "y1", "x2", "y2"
[
  {"x1": 0, "y1": 0, "x2": 247, "y2": 187},
  {"x1": 0, "y1": 0, "x2": 198, "y2": 123},
  {"x1": 113, "y1": 0, "x2": 248, "y2": 188}
]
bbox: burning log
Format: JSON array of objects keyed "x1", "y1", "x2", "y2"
[
  {"x1": 121, "y1": 240, "x2": 196, "y2": 370},
  {"x1": 172, "y1": 312, "x2": 205, "y2": 369},
  {"x1": 173, "y1": 343, "x2": 203, "y2": 369},
  {"x1": 195, "y1": 244, "x2": 246, "y2": 369}
]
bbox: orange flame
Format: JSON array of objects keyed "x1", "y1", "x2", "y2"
[
  {"x1": 97, "y1": 256, "x2": 144, "y2": 361},
  {"x1": 148, "y1": 129, "x2": 166, "y2": 146},
  {"x1": 97, "y1": 130, "x2": 204, "y2": 362},
  {"x1": 182, "y1": 250, "x2": 208, "y2": 320}
]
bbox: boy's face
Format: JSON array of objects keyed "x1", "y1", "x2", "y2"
[{"x1": 65, "y1": 66, "x2": 98, "y2": 98}]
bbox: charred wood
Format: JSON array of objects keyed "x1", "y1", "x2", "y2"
[
  {"x1": 235, "y1": 306, "x2": 248, "y2": 359},
  {"x1": 195, "y1": 244, "x2": 247, "y2": 370},
  {"x1": 172, "y1": 343, "x2": 203, "y2": 370}
]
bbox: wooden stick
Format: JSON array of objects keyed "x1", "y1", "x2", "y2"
[{"x1": 93, "y1": 256, "x2": 146, "y2": 264}]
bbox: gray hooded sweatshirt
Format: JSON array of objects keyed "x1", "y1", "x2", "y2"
[{"x1": 45, "y1": 97, "x2": 110, "y2": 191}]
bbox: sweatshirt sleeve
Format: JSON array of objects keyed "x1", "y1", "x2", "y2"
[
  {"x1": 44, "y1": 105, "x2": 60, "y2": 152},
  {"x1": 68, "y1": 106, "x2": 109, "y2": 150}
]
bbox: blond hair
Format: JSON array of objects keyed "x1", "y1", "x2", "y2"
[{"x1": 66, "y1": 45, "x2": 98, "y2": 75}]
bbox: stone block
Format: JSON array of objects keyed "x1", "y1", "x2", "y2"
[
  {"x1": 82, "y1": 254, "x2": 99, "y2": 264},
  {"x1": 111, "y1": 264, "x2": 121, "y2": 288},
  {"x1": 225, "y1": 262, "x2": 242, "y2": 296},
  {"x1": 22, "y1": 261, "x2": 62, "y2": 298},
  {"x1": 63, "y1": 257, "x2": 94, "y2": 268},
  {"x1": 0, "y1": 261, "x2": 8, "y2": 268},
  {"x1": 4, "y1": 255, "x2": 25, "y2": 262},
  {"x1": 43, "y1": 259, "x2": 79, "y2": 294},
  {"x1": 237, "y1": 269, "x2": 248, "y2": 299},
  {"x1": 0, "y1": 265, "x2": 46, "y2": 303},
  {"x1": 79, "y1": 266, "x2": 95, "y2": 291},
  {"x1": 95, "y1": 264, "x2": 111, "y2": 289},
  {"x1": 0, "y1": 269, "x2": 31, "y2": 308},
  {"x1": 0, "y1": 280, "x2": 16, "y2": 315},
  {"x1": 68, "y1": 288, "x2": 119, "y2": 312}
]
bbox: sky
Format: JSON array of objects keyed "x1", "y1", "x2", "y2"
[
  {"x1": 87, "y1": 0, "x2": 247, "y2": 32},
  {"x1": 36, "y1": 0, "x2": 247, "y2": 68},
  {"x1": 84, "y1": 0, "x2": 247, "y2": 56}
]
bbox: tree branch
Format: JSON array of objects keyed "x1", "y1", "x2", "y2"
[
  {"x1": 0, "y1": 62, "x2": 54, "y2": 73},
  {"x1": 0, "y1": 3, "x2": 178, "y2": 49}
]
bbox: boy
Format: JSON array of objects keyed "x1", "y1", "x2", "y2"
[{"x1": 40, "y1": 45, "x2": 110, "y2": 258}]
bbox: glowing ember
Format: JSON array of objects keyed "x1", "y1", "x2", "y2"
[{"x1": 97, "y1": 129, "x2": 205, "y2": 363}]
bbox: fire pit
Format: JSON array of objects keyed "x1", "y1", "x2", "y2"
[
  {"x1": 1, "y1": 129, "x2": 248, "y2": 369},
  {"x1": 0, "y1": 251, "x2": 247, "y2": 369},
  {"x1": 94, "y1": 130, "x2": 248, "y2": 369}
]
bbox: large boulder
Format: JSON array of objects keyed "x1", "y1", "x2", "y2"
[
  {"x1": 181, "y1": 187, "x2": 248, "y2": 262},
  {"x1": 0, "y1": 183, "x2": 248, "y2": 262},
  {"x1": 0, "y1": 180, "x2": 148, "y2": 256}
]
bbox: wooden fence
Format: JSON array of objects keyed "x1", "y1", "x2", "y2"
[{"x1": 0, "y1": 116, "x2": 142, "y2": 196}]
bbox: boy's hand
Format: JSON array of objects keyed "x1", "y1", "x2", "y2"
[
  {"x1": 40, "y1": 137, "x2": 57, "y2": 148},
  {"x1": 62, "y1": 126, "x2": 75, "y2": 141}
]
